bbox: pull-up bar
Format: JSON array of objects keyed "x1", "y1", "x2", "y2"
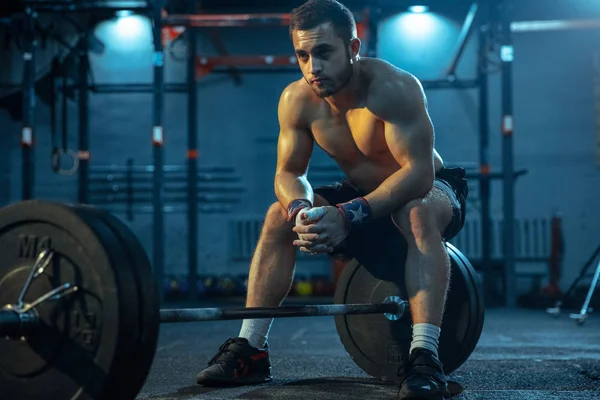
[
  {"x1": 164, "y1": 13, "x2": 291, "y2": 27},
  {"x1": 196, "y1": 56, "x2": 297, "y2": 77},
  {"x1": 511, "y1": 18, "x2": 600, "y2": 33},
  {"x1": 163, "y1": 12, "x2": 366, "y2": 28},
  {"x1": 15, "y1": 0, "x2": 149, "y2": 13}
]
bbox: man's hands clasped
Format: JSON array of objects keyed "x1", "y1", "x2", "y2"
[{"x1": 292, "y1": 206, "x2": 349, "y2": 254}]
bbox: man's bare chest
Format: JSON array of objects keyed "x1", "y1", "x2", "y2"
[{"x1": 309, "y1": 110, "x2": 389, "y2": 161}]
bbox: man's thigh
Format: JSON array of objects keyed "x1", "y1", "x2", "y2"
[
  {"x1": 432, "y1": 175, "x2": 467, "y2": 241},
  {"x1": 313, "y1": 181, "x2": 361, "y2": 207}
]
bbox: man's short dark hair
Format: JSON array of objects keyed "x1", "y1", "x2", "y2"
[{"x1": 289, "y1": 0, "x2": 357, "y2": 43}]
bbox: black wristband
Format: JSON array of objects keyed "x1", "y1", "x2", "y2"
[
  {"x1": 287, "y1": 199, "x2": 312, "y2": 222},
  {"x1": 336, "y1": 197, "x2": 373, "y2": 230}
]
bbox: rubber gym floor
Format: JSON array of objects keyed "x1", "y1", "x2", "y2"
[{"x1": 136, "y1": 300, "x2": 600, "y2": 400}]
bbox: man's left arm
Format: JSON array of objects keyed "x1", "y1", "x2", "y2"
[
  {"x1": 360, "y1": 74, "x2": 436, "y2": 219},
  {"x1": 297, "y1": 73, "x2": 436, "y2": 249}
]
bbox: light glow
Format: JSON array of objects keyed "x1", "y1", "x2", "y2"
[{"x1": 408, "y1": 5, "x2": 430, "y2": 14}]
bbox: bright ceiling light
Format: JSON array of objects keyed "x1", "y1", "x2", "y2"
[{"x1": 408, "y1": 5, "x2": 430, "y2": 14}]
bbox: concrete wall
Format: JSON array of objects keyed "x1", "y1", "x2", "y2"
[{"x1": 0, "y1": 1, "x2": 598, "y2": 295}]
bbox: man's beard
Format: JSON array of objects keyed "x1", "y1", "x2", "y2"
[
  {"x1": 307, "y1": 51, "x2": 354, "y2": 98},
  {"x1": 315, "y1": 63, "x2": 353, "y2": 98}
]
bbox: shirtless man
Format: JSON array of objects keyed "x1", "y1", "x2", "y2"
[{"x1": 196, "y1": 1, "x2": 468, "y2": 399}]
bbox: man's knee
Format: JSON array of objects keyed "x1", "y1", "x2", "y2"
[
  {"x1": 263, "y1": 202, "x2": 294, "y2": 237},
  {"x1": 392, "y1": 199, "x2": 440, "y2": 242},
  {"x1": 264, "y1": 202, "x2": 289, "y2": 226}
]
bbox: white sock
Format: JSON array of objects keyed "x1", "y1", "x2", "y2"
[
  {"x1": 410, "y1": 323, "x2": 441, "y2": 358},
  {"x1": 239, "y1": 318, "x2": 273, "y2": 350}
]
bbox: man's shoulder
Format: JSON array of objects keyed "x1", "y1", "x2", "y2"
[
  {"x1": 279, "y1": 79, "x2": 316, "y2": 107},
  {"x1": 362, "y1": 58, "x2": 423, "y2": 98},
  {"x1": 362, "y1": 58, "x2": 426, "y2": 118},
  {"x1": 277, "y1": 79, "x2": 317, "y2": 126}
]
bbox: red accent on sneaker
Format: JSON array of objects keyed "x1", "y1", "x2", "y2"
[{"x1": 250, "y1": 352, "x2": 269, "y2": 361}]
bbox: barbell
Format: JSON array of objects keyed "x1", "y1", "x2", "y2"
[{"x1": 0, "y1": 200, "x2": 485, "y2": 400}]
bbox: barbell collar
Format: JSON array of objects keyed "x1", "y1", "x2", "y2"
[
  {"x1": 0, "y1": 307, "x2": 38, "y2": 338},
  {"x1": 160, "y1": 301, "x2": 406, "y2": 323}
]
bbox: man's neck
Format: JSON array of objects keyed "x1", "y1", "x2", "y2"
[{"x1": 324, "y1": 63, "x2": 364, "y2": 112}]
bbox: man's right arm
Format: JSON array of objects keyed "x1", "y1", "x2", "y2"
[{"x1": 274, "y1": 84, "x2": 314, "y2": 219}]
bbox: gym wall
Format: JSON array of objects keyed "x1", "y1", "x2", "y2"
[{"x1": 0, "y1": 0, "x2": 597, "y2": 294}]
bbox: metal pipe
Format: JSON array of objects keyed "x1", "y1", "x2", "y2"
[
  {"x1": 555, "y1": 244, "x2": 600, "y2": 307},
  {"x1": 197, "y1": 55, "x2": 298, "y2": 67},
  {"x1": 364, "y1": 7, "x2": 379, "y2": 58},
  {"x1": 421, "y1": 78, "x2": 479, "y2": 90},
  {"x1": 78, "y1": 37, "x2": 90, "y2": 204},
  {"x1": 447, "y1": 2, "x2": 479, "y2": 77},
  {"x1": 466, "y1": 169, "x2": 527, "y2": 181},
  {"x1": 511, "y1": 18, "x2": 600, "y2": 33},
  {"x1": 126, "y1": 158, "x2": 134, "y2": 221},
  {"x1": 477, "y1": 2, "x2": 493, "y2": 305},
  {"x1": 159, "y1": 302, "x2": 402, "y2": 323},
  {"x1": 500, "y1": 0, "x2": 517, "y2": 308},
  {"x1": 187, "y1": 3, "x2": 199, "y2": 301},
  {"x1": 89, "y1": 165, "x2": 235, "y2": 173},
  {"x1": 164, "y1": 13, "x2": 291, "y2": 27},
  {"x1": 89, "y1": 83, "x2": 188, "y2": 93},
  {"x1": 152, "y1": 1, "x2": 166, "y2": 303},
  {"x1": 202, "y1": 67, "x2": 298, "y2": 75},
  {"x1": 163, "y1": 11, "x2": 366, "y2": 27},
  {"x1": 576, "y1": 259, "x2": 600, "y2": 317},
  {"x1": 21, "y1": 7, "x2": 37, "y2": 200},
  {"x1": 20, "y1": 0, "x2": 149, "y2": 12}
]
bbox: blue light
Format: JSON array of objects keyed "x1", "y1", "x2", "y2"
[
  {"x1": 94, "y1": 14, "x2": 152, "y2": 53},
  {"x1": 116, "y1": 10, "x2": 134, "y2": 18},
  {"x1": 408, "y1": 5, "x2": 430, "y2": 14},
  {"x1": 395, "y1": 12, "x2": 438, "y2": 39},
  {"x1": 378, "y1": 11, "x2": 460, "y2": 79}
]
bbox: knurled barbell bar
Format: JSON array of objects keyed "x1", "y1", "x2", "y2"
[
  {"x1": 0, "y1": 200, "x2": 485, "y2": 400},
  {"x1": 0, "y1": 266, "x2": 407, "y2": 334}
]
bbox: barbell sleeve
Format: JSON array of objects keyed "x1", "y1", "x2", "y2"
[
  {"x1": 0, "y1": 309, "x2": 38, "y2": 337},
  {"x1": 159, "y1": 302, "x2": 406, "y2": 323},
  {"x1": 0, "y1": 309, "x2": 21, "y2": 337}
]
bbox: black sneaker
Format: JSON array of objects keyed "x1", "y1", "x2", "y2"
[
  {"x1": 397, "y1": 348, "x2": 448, "y2": 400},
  {"x1": 196, "y1": 337, "x2": 272, "y2": 386}
]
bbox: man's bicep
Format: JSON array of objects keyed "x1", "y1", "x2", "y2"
[
  {"x1": 384, "y1": 112, "x2": 434, "y2": 168},
  {"x1": 376, "y1": 75, "x2": 435, "y2": 168},
  {"x1": 275, "y1": 84, "x2": 314, "y2": 176}
]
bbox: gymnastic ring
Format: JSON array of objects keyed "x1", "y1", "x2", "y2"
[{"x1": 51, "y1": 148, "x2": 80, "y2": 176}]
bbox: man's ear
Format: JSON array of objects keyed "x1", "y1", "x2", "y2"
[{"x1": 349, "y1": 38, "x2": 361, "y2": 62}]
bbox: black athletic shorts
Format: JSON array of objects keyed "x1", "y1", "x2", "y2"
[{"x1": 313, "y1": 167, "x2": 468, "y2": 263}]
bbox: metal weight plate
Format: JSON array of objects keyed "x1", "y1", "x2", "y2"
[
  {"x1": 73, "y1": 205, "x2": 160, "y2": 400},
  {"x1": 68, "y1": 204, "x2": 143, "y2": 400},
  {"x1": 334, "y1": 243, "x2": 485, "y2": 383},
  {"x1": 445, "y1": 243, "x2": 485, "y2": 371},
  {"x1": 0, "y1": 200, "x2": 139, "y2": 400}
]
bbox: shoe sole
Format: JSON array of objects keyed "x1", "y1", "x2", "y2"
[
  {"x1": 398, "y1": 387, "x2": 447, "y2": 400},
  {"x1": 196, "y1": 375, "x2": 272, "y2": 387},
  {"x1": 399, "y1": 394, "x2": 446, "y2": 400}
]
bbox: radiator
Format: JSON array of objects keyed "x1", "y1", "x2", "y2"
[
  {"x1": 450, "y1": 218, "x2": 550, "y2": 260},
  {"x1": 229, "y1": 217, "x2": 551, "y2": 261}
]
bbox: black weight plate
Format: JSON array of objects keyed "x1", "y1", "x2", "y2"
[
  {"x1": 69, "y1": 205, "x2": 144, "y2": 400},
  {"x1": 0, "y1": 200, "x2": 138, "y2": 400},
  {"x1": 73, "y1": 205, "x2": 160, "y2": 399},
  {"x1": 446, "y1": 243, "x2": 485, "y2": 370},
  {"x1": 334, "y1": 244, "x2": 483, "y2": 383},
  {"x1": 439, "y1": 244, "x2": 483, "y2": 373}
]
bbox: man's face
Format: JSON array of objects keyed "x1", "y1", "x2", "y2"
[{"x1": 292, "y1": 22, "x2": 355, "y2": 98}]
